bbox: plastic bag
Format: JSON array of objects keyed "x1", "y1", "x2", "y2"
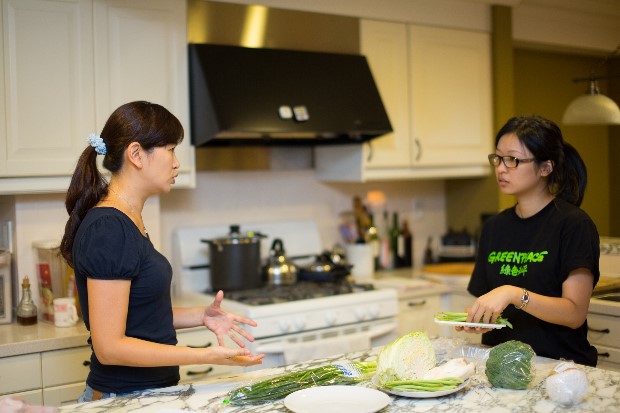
[
  {"x1": 485, "y1": 340, "x2": 535, "y2": 389},
  {"x1": 223, "y1": 361, "x2": 376, "y2": 405},
  {"x1": 545, "y1": 361, "x2": 589, "y2": 406}
]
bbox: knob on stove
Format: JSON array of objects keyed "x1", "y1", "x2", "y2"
[
  {"x1": 354, "y1": 308, "x2": 367, "y2": 321},
  {"x1": 368, "y1": 305, "x2": 380, "y2": 319},
  {"x1": 324, "y1": 313, "x2": 337, "y2": 326},
  {"x1": 278, "y1": 320, "x2": 291, "y2": 333},
  {"x1": 294, "y1": 317, "x2": 306, "y2": 331}
]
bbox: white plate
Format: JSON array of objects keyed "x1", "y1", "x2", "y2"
[
  {"x1": 434, "y1": 318, "x2": 506, "y2": 329},
  {"x1": 283, "y1": 385, "x2": 390, "y2": 413},
  {"x1": 371, "y1": 375, "x2": 470, "y2": 398}
]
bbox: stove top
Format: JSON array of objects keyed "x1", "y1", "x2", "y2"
[{"x1": 220, "y1": 281, "x2": 375, "y2": 306}]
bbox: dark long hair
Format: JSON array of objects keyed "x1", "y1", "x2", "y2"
[
  {"x1": 60, "y1": 101, "x2": 184, "y2": 266},
  {"x1": 495, "y1": 115, "x2": 587, "y2": 207}
]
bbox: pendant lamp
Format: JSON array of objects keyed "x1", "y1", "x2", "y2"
[
  {"x1": 562, "y1": 45, "x2": 620, "y2": 126},
  {"x1": 562, "y1": 78, "x2": 620, "y2": 125}
]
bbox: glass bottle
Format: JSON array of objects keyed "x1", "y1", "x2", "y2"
[{"x1": 16, "y1": 276, "x2": 38, "y2": 325}]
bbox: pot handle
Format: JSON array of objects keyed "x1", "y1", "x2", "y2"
[{"x1": 270, "y1": 238, "x2": 284, "y2": 255}]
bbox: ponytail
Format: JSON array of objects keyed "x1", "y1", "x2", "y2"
[
  {"x1": 556, "y1": 142, "x2": 587, "y2": 207},
  {"x1": 60, "y1": 146, "x2": 108, "y2": 266}
]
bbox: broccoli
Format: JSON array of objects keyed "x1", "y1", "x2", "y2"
[{"x1": 485, "y1": 340, "x2": 535, "y2": 390}]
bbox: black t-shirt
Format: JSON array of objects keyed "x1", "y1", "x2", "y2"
[
  {"x1": 73, "y1": 207, "x2": 179, "y2": 392},
  {"x1": 468, "y1": 198, "x2": 600, "y2": 366}
]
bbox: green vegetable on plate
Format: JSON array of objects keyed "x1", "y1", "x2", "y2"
[
  {"x1": 435, "y1": 311, "x2": 513, "y2": 329},
  {"x1": 382, "y1": 377, "x2": 464, "y2": 392}
]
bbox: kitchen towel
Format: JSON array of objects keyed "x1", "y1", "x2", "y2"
[{"x1": 282, "y1": 332, "x2": 372, "y2": 364}]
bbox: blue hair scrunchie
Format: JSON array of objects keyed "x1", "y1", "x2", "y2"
[{"x1": 87, "y1": 133, "x2": 106, "y2": 155}]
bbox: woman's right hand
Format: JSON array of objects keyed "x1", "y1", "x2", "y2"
[{"x1": 204, "y1": 346, "x2": 265, "y2": 367}]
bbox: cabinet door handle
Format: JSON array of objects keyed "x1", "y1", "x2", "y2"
[
  {"x1": 188, "y1": 342, "x2": 212, "y2": 348},
  {"x1": 414, "y1": 138, "x2": 422, "y2": 162},
  {"x1": 186, "y1": 367, "x2": 214, "y2": 376},
  {"x1": 408, "y1": 300, "x2": 427, "y2": 307},
  {"x1": 588, "y1": 327, "x2": 610, "y2": 334},
  {"x1": 82, "y1": 360, "x2": 91, "y2": 366},
  {"x1": 597, "y1": 352, "x2": 611, "y2": 358},
  {"x1": 366, "y1": 141, "x2": 374, "y2": 162}
]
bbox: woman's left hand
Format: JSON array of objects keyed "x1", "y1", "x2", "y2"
[{"x1": 202, "y1": 290, "x2": 258, "y2": 348}]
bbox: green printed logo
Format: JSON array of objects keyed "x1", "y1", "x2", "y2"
[
  {"x1": 488, "y1": 250, "x2": 547, "y2": 277},
  {"x1": 500, "y1": 263, "x2": 528, "y2": 277}
]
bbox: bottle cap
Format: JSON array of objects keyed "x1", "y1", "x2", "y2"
[{"x1": 22, "y1": 276, "x2": 30, "y2": 288}]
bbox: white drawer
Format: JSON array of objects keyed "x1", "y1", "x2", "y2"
[
  {"x1": 593, "y1": 344, "x2": 620, "y2": 371},
  {"x1": 587, "y1": 313, "x2": 620, "y2": 348},
  {"x1": 0, "y1": 353, "x2": 42, "y2": 394},
  {"x1": 43, "y1": 382, "x2": 85, "y2": 407},
  {"x1": 41, "y1": 346, "x2": 91, "y2": 387}
]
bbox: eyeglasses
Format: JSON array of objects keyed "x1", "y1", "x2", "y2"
[{"x1": 488, "y1": 154, "x2": 535, "y2": 169}]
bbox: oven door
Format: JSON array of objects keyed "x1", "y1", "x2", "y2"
[{"x1": 248, "y1": 318, "x2": 398, "y2": 369}]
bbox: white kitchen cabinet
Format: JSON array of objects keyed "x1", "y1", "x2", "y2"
[
  {"x1": 397, "y1": 294, "x2": 442, "y2": 338},
  {"x1": 0, "y1": 0, "x2": 95, "y2": 179},
  {"x1": 0, "y1": 0, "x2": 195, "y2": 194},
  {"x1": 0, "y1": 346, "x2": 89, "y2": 407},
  {"x1": 0, "y1": 352, "x2": 42, "y2": 395},
  {"x1": 93, "y1": 0, "x2": 194, "y2": 189},
  {"x1": 587, "y1": 312, "x2": 620, "y2": 372},
  {"x1": 315, "y1": 20, "x2": 492, "y2": 182},
  {"x1": 176, "y1": 328, "x2": 243, "y2": 383}
]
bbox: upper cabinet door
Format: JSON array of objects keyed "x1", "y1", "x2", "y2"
[
  {"x1": 0, "y1": 0, "x2": 95, "y2": 177},
  {"x1": 93, "y1": 0, "x2": 195, "y2": 187},
  {"x1": 360, "y1": 20, "x2": 411, "y2": 169},
  {"x1": 409, "y1": 25, "x2": 493, "y2": 167}
]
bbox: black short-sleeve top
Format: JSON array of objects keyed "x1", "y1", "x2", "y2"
[{"x1": 73, "y1": 207, "x2": 178, "y2": 392}]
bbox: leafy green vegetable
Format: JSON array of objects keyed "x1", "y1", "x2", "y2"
[
  {"x1": 435, "y1": 311, "x2": 513, "y2": 329},
  {"x1": 376, "y1": 331, "x2": 436, "y2": 385},
  {"x1": 485, "y1": 340, "x2": 535, "y2": 389},
  {"x1": 224, "y1": 361, "x2": 376, "y2": 405}
]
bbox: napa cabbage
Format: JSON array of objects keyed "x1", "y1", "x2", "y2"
[{"x1": 376, "y1": 331, "x2": 436, "y2": 385}]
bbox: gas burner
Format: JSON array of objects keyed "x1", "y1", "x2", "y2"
[{"x1": 218, "y1": 281, "x2": 375, "y2": 306}]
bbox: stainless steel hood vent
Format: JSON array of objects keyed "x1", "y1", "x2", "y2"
[{"x1": 188, "y1": 43, "x2": 392, "y2": 146}]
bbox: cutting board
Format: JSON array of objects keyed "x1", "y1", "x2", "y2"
[{"x1": 422, "y1": 262, "x2": 475, "y2": 276}]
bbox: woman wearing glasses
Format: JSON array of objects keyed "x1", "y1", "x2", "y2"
[{"x1": 460, "y1": 115, "x2": 600, "y2": 366}]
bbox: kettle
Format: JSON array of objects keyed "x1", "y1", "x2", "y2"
[{"x1": 263, "y1": 239, "x2": 297, "y2": 286}]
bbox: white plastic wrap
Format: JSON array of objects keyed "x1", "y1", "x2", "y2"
[{"x1": 545, "y1": 361, "x2": 589, "y2": 406}]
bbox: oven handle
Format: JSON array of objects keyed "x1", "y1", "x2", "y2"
[{"x1": 255, "y1": 321, "x2": 398, "y2": 354}]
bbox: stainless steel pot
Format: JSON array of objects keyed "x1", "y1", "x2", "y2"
[
  {"x1": 263, "y1": 239, "x2": 297, "y2": 286},
  {"x1": 202, "y1": 225, "x2": 266, "y2": 291}
]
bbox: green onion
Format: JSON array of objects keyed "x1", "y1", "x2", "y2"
[
  {"x1": 224, "y1": 361, "x2": 376, "y2": 405},
  {"x1": 435, "y1": 311, "x2": 513, "y2": 329},
  {"x1": 383, "y1": 377, "x2": 464, "y2": 392}
]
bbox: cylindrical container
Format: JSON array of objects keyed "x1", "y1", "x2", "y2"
[
  {"x1": 33, "y1": 240, "x2": 68, "y2": 323},
  {"x1": 202, "y1": 225, "x2": 266, "y2": 291},
  {"x1": 53, "y1": 297, "x2": 78, "y2": 327},
  {"x1": 0, "y1": 250, "x2": 13, "y2": 324},
  {"x1": 345, "y1": 243, "x2": 375, "y2": 282}
]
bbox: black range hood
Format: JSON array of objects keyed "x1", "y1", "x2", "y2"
[{"x1": 188, "y1": 43, "x2": 392, "y2": 146}]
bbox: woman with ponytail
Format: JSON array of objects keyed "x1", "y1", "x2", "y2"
[
  {"x1": 61, "y1": 101, "x2": 263, "y2": 402},
  {"x1": 460, "y1": 115, "x2": 600, "y2": 366}
]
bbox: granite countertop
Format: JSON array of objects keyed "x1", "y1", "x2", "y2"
[{"x1": 57, "y1": 341, "x2": 620, "y2": 413}]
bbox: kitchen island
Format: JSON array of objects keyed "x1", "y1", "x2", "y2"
[{"x1": 58, "y1": 339, "x2": 620, "y2": 413}]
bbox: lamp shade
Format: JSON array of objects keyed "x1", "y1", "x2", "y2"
[{"x1": 562, "y1": 80, "x2": 620, "y2": 125}]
